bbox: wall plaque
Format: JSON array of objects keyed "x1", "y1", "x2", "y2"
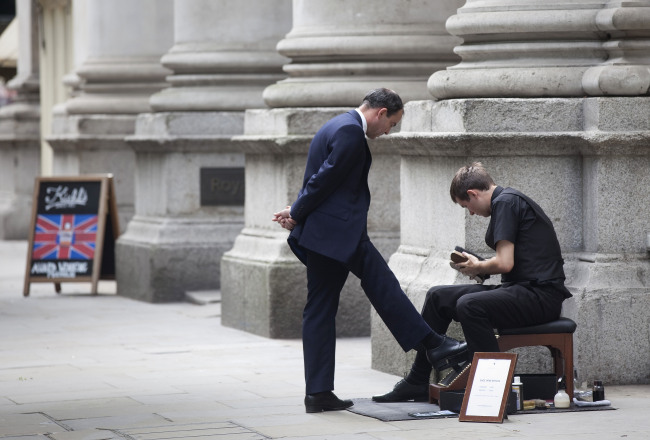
[{"x1": 200, "y1": 167, "x2": 245, "y2": 206}]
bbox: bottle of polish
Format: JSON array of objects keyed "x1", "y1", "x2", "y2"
[
  {"x1": 512, "y1": 376, "x2": 524, "y2": 411},
  {"x1": 593, "y1": 380, "x2": 605, "y2": 402},
  {"x1": 554, "y1": 377, "x2": 571, "y2": 408}
]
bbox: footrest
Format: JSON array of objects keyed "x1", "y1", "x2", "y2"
[
  {"x1": 428, "y1": 363, "x2": 471, "y2": 404},
  {"x1": 429, "y1": 383, "x2": 443, "y2": 404}
]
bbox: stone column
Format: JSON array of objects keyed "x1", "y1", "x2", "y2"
[
  {"x1": 47, "y1": 0, "x2": 174, "y2": 232},
  {"x1": 374, "y1": 0, "x2": 650, "y2": 384},
  {"x1": 428, "y1": 0, "x2": 608, "y2": 98},
  {"x1": 116, "y1": 0, "x2": 292, "y2": 302},
  {"x1": 221, "y1": 0, "x2": 464, "y2": 339},
  {"x1": 0, "y1": 0, "x2": 40, "y2": 239},
  {"x1": 264, "y1": 0, "x2": 462, "y2": 107},
  {"x1": 36, "y1": 0, "x2": 75, "y2": 176},
  {"x1": 429, "y1": 0, "x2": 650, "y2": 98},
  {"x1": 582, "y1": 3, "x2": 650, "y2": 96}
]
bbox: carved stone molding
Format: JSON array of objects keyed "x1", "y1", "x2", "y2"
[
  {"x1": 149, "y1": 0, "x2": 291, "y2": 112},
  {"x1": 263, "y1": 0, "x2": 464, "y2": 107},
  {"x1": 582, "y1": 3, "x2": 650, "y2": 95},
  {"x1": 37, "y1": 0, "x2": 70, "y2": 11},
  {"x1": 428, "y1": 0, "x2": 650, "y2": 98}
]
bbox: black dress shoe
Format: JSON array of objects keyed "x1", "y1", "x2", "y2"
[
  {"x1": 425, "y1": 336, "x2": 469, "y2": 371},
  {"x1": 372, "y1": 379, "x2": 429, "y2": 403},
  {"x1": 304, "y1": 391, "x2": 353, "y2": 413}
]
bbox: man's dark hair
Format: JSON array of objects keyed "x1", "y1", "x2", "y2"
[
  {"x1": 450, "y1": 162, "x2": 495, "y2": 203},
  {"x1": 361, "y1": 88, "x2": 403, "y2": 117}
]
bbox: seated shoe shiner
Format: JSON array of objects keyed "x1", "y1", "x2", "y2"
[{"x1": 373, "y1": 162, "x2": 572, "y2": 402}]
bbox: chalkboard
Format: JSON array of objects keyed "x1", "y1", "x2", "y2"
[{"x1": 23, "y1": 175, "x2": 120, "y2": 296}]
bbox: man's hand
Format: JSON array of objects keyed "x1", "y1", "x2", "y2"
[
  {"x1": 272, "y1": 206, "x2": 297, "y2": 231},
  {"x1": 457, "y1": 240, "x2": 515, "y2": 277},
  {"x1": 457, "y1": 253, "x2": 481, "y2": 278}
]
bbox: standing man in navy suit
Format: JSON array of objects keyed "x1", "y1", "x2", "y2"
[{"x1": 273, "y1": 88, "x2": 468, "y2": 413}]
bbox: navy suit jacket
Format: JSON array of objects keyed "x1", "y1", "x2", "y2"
[{"x1": 288, "y1": 110, "x2": 371, "y2": 265}]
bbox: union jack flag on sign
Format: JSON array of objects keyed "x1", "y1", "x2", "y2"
[{"x1": 32, "y1": 214, "x2": 98, "y2": 260}]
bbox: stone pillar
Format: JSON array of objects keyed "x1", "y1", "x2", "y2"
[
  {"x1": 0, "y1": 0, "x2": 40, "y2": 239},
  {"x1": 221, "y1": 0, "x2": 464, "y2": 339},
  {"x1": 428, "y1": 0, "x2": 608, "y2": 98},
  {"x1": 47, "y1": 0, "x2": 174, "y2": 232},
  {"x1": 582, "y1": 3, "x2": 650, "y2": 96},
  {"x1": 116, "y1": 0, "x2": 292, "y2": 302},
  {"x1": 264, "y1": 0, "x2": 462, "y2": 107},
  {"x1": 373, "y1": 0, "x2": 650, "y2": 384},
  {"x1": 429, "y1": 0, "x2": 650, "y2": 98},
  {"x1": 37, "y1": 0, "x2": 75, "y2": 176}
]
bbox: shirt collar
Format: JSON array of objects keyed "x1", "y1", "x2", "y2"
[
  {"x1": 491, "y1": 186, "x2": 504, "y2": 203},
  {"x1": 355, "y1": 108, "x2": 368, "y2": 134}
]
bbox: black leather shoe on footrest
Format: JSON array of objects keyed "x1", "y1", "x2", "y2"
[
  {"x1": 304, "y1": 391, "x2": 353, "y2": 413},
  {"x1": 426, "y1": 336, "x2": 468, "y2": 371},
  {"x1": 372, "y1": 379, "x2": 429, "y2": 403}
]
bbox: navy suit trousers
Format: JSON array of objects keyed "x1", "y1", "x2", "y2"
[{"x1": 303, "y1": 239, "x2": 432, "y2": 394}]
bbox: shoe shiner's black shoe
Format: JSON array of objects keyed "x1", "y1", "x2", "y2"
[
  {"x1": 372, "y1": 379, "x2": 429, "y2": 403},
  {"x1": 425, "y1": 336, "x2": 469, "y2": 371},
  {"x1": 304, "y1": 391, "x2": 353, "y2": 413}
]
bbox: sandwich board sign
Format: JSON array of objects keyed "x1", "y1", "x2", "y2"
[{"x1": 23, "y1": 175, "x2": 119, "y2": 296}]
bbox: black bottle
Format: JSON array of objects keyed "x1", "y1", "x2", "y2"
[{"x1": 593, "y1": 380, "x2": 605, "y2": 401}]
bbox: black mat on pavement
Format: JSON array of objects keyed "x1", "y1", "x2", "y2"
[
  {"x1": 348, "y1": 398, "x2": 616, "y2": 422},
  {"x1": 348, "y1": 399, "x2": 457, "y2": 421}
]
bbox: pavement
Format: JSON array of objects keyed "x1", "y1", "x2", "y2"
[{"x1": 1, "y1": 240, "x2": 648, "y2": 440}]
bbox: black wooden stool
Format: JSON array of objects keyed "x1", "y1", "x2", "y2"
[{"x1": 497, "y1": 317, "x2": 577, "y2": 400}]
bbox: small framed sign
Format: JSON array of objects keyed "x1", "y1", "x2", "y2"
[
  {"x1": 23, "y1": 174, "x2": 120, "y2": 296},
  {"x1": 459, "y1": 352, "x2": 518, "y2": 423}
]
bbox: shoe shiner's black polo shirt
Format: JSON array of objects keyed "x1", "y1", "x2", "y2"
[{"x1": 486, "y1": 186, "x2": 571, "y2": 298}]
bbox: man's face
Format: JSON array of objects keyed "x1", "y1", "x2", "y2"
[
  {"x1": 456, "y1": 190, "x2": 491, "y2": 217},
  {"x1": 366, "y1": 108, "x2": 403, "y2": 139}
]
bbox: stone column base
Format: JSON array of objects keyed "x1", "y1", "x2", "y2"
[
  {"x1": 0, "y1": 144, "x2": 40, "y2": 239},
  {"x1": 220, "y1": 228, "x2": 307, "y2": 339},
  {"x1": 221, "y1": 227, "x2": 390, "y2": 339},
  {"x1": 116, "y1": 111, "x2": 247, "y2": 303},
  {"x1": 116, "y1": 215, "x2": 243, "y2": 302},
  {"x1": 566, "y1": 255, "x2": 650, "y2": 385},
  {"x1": 0, "y1": 101, "x2": 41, "y2": 239}
]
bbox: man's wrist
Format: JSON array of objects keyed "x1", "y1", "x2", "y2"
[{"x1": 476, "y1": 260, "x2": 492, "y2": 276}]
